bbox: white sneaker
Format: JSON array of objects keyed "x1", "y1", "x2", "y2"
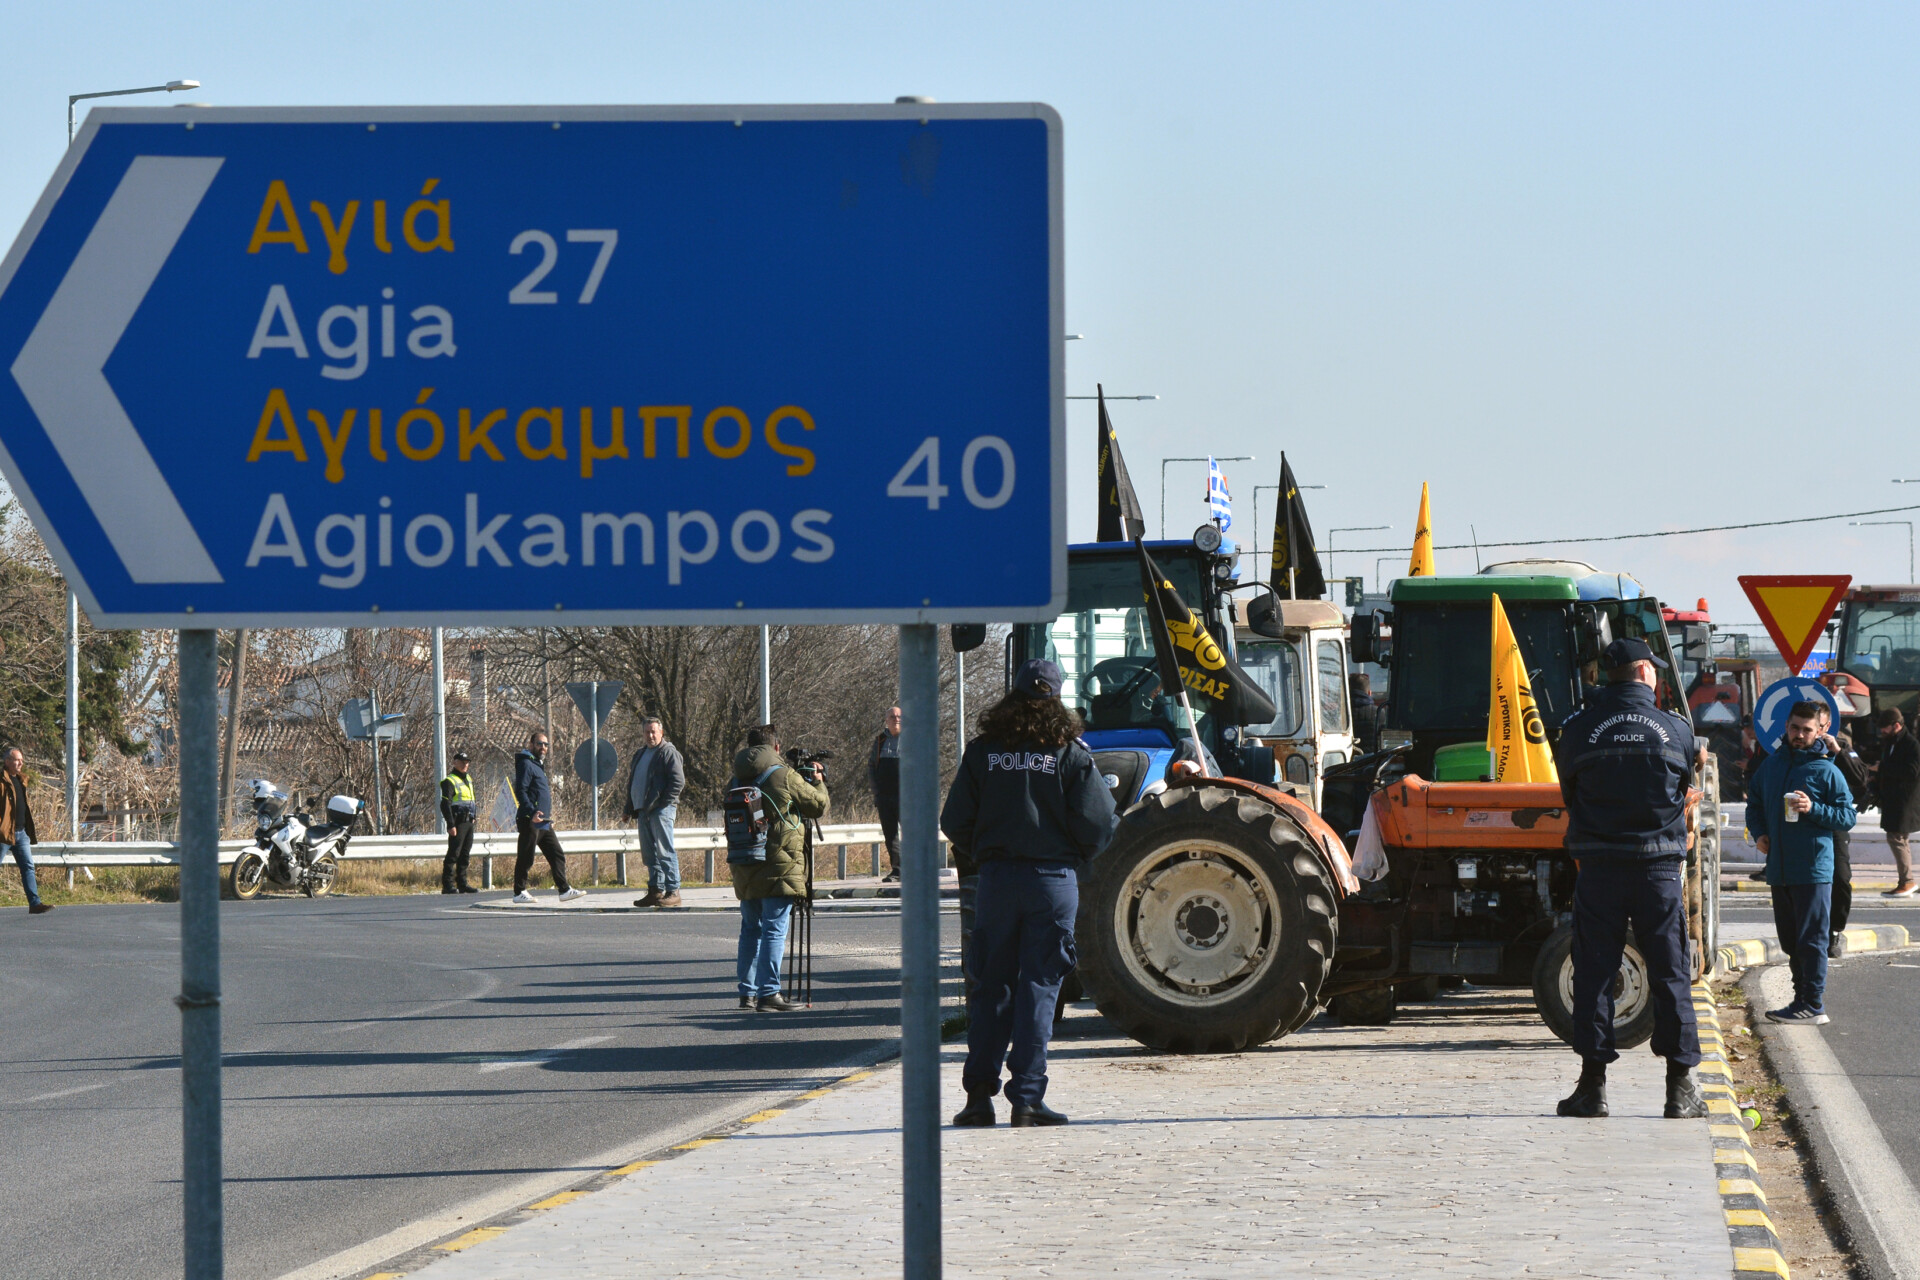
[
  {"x1": 511, "y1": 890, "x2": 535, "y2": 904},
  {"x1": 557, "y1": 887, "x2": 587, "y2": 902}
]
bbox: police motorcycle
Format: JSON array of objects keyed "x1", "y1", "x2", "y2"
[{"x1": 228, "y1": 779, "x2": 369, "y2": 900}]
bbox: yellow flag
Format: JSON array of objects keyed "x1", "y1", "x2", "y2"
[
  {"x1": 1409, "y1": 482, "x2": 1435, "y2": 576},
  {"x1": 1487, "y1": 593, "x2": 1558, "y2": 783}
]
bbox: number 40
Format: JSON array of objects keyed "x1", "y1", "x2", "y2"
[{"x1": 887, "y1": 436, "x2": 1016, "y2": 510}]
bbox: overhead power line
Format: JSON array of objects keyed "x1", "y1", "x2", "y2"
[{"x1": 1340, "y1": 501, "x2": 1920, "y2": 555}]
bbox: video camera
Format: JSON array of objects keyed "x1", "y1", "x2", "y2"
[{"x1": 784, "y1": 746, "x2": 835, "y2": 776}]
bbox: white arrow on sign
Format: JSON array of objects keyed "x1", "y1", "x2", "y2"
[{"x1": 10, "y1": 155, "x2": 224, "y2": 584}]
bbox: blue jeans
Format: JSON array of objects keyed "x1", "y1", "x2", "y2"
[
  {"x1": 1770, "y1": 883, "x2": 1832, "y2": 1010},
  {"x1": 737, "y1": 896, "x2": 793, "y2": 998},
  {"x1": 639, "y1": 806, "x2": 679, "y2": 894},
  {"x1": 963, "y1": 860, "x2": 1079, "y2": 1107},
  {"x1": 6, "y1": 833, "x2": 39, "y2": 908}
]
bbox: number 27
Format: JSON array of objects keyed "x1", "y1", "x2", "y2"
[{"x1": 508, "y1": 229, "x2": 618, "y2": 304}]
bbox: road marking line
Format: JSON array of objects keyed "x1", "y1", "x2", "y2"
[
  {"x1": 608, "y1": 1160, "x2": 661, "y2": 1176},
  {"x1": 16, "y1": 1080, "x2": 114, "y2": 1104},
  {"x1": 671, "y1": 1138, "x2": 726, "y2": 1150},
  {"x1": 796, "y1": 1088, "x2": 833, "y2": 1099},
  {"x1": 840, "y1": 1069, "x2": 875, "y2": 1082},
  {"x1": 476, "y1": 1034, "x2": 611, "y2": 1072},
  {"x1": 435, "y1": 1226, "x2": 506, "y2": 1251},
  {"x1": 741, "y1": 1109, "x2": 785, "y2": 1123},
  {"x1": 528, "y1": 1191, "x2": 589, "y2": 1211}
]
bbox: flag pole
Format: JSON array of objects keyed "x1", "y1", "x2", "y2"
[{"x1": 1173, "y1": 687, "x2": 1212, "y2": 777}]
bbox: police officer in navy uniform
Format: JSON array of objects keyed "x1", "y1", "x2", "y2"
[
  {"x1": 941, "y1": 659, "x2": 1119, "y2": 1127},
  {"x1": 1553, "y1": 638, "x2": 1706, "y2": 1120},
  {"x1": 439, "y1": 751, "x2": 479, "y2": 894}
]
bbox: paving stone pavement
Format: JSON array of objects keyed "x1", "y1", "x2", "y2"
[{"x1": 407, "y1": 988, "x2": 1733, "y2": 1279}]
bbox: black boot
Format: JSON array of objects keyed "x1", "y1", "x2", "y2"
[
  {"x1": 952, "y1": 1093, "x2": 996, "y2": 1127},
  {"x1": 441, "y1": 866, "x2": 458, "y2": 894},
  {"x1": 1556, "y1": 1060, "x2": 1608, "y2": 1118},
  {"x1": 1009, "y1": 1100, "x2": 1069, "y2": 1127},
  {"x1": 1665, "y1": 1060, "x2": 1707, "y2": 1119}
]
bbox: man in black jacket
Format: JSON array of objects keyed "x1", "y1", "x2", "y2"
[
  {"x1": 941, "y1": 659, "x2": 1118, "y2": 1128},
  {"x1": 1551, "y1": 639, "x2": 1704, "y2": 1121},
  {"x1": 1873, "y1": 709, "x2": 1919, "y2": 897},
  {"x1": 512, "y1": 731, "x2": 584, "y2": 904},
  {"x1": 867, "y1": 706, "x2": 903, "y2": 881},
  {"x1": 625, "y1": 716, "x2": 687, "y2": 908}
]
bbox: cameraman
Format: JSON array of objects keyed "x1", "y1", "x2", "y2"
[{"x1": 730, "y1": 724, "x2": 830, "y2": 1012}]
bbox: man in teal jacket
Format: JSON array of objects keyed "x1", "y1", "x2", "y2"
[{"x1": 1747, "y1": 701, "x2": 1856, "y2": 1025}]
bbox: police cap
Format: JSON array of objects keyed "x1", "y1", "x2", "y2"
[
  {"x1": 451, "y1": 750, "x2": 470, "y2": 762},
  {"x1": 1013, "y1": 658, "x2": 1066, "y2": 700},
  {"x1": 1602, "y1": 637, "x2": 1668, "y2": 670}
]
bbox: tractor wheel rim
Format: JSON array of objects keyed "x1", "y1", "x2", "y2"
[
  {"x1": 1557, "y1": 943, "x2": 1652, "y2": 1029},
  {"x1": 1116, "y1": 837, "x2": 1279, "y2": 1007}
]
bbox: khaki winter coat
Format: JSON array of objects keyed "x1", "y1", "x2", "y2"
[{"x1": 729, "y1": 744, "x2": 830, "y2": 901}]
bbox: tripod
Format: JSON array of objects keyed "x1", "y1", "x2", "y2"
[{"x1": 784, "y1": 815, "x2": 817, "y2": 1007}]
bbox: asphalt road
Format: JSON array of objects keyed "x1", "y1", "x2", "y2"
[
  {"x1": 1724, "y1": 896, "x2": 1920, "y2": 1190},
  {"x1": 0, "y1": 893, "x2": 945, "y2": 1280}
]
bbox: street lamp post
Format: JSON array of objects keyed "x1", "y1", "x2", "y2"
[
  {"x1": 1376, "y1": 557, "x2": 1399, "y2": 593},
  {"x1": 1852, "y1": 520, "x2": 1916, "y2": 582},
  {"x1": 1245, "y1": 482, "x2": 1328, "y2": 575},
  {"x1": 1161, "y1": 456, "x2": 1253, "y2": 538},
  {"x1": 69, "y1": 79, "x2": 200, "y2": 142},
  {"x1": 1326, "y1": 525, "x2": 1390, "y2": 579}
]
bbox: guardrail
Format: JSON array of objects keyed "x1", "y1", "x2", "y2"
[{"x1": 26, "y1": 822, "x2": 934, "y2": 884}]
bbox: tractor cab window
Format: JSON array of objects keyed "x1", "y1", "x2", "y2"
[
  {"x1": 1843, "y1": 604, "x2": 1920, "y2": 686},
  {"x1": 1389, "y1": 601, "x2": 1581, "y2": 734},
  {"x1": 1317, "y1": 640, "x2": 1350, "y2": 733},
  {"x1": 1020, "y1": 553, "x2": 1212, "y2": 736},
  {"x1": 1235, "y1": 640, "x2": 1306, "y2": 738}
]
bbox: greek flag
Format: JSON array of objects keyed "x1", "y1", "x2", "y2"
[{"x1": 1206, "y1": 456, "x2": 1232, "y2": 531}]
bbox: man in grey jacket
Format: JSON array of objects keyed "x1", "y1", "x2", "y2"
[{"x1": 626, "y1": 716, "x2": 687, "y2": 908}]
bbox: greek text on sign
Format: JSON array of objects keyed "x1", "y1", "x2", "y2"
[{"x1": 0, "y1": 105, "x2": 1065, "y2": 627}]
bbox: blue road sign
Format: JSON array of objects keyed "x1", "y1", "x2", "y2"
[
  {"x1": 0, "y1": 105, "x2": 1063, "y2": 628},
  {"x1": 1753, "y1": 676, "x2": 1843, "y2": 754}
]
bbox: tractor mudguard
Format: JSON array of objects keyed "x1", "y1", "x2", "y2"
[{"x1": 1162, "y1": 776, "x2": 1359, "y2": 896}]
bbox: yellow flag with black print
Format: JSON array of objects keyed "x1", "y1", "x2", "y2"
[{"x1": 1487, "y1": 592, "x2": 1558, "y2": 783}]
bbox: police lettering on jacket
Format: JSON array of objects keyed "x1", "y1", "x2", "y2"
[
  {"x1": 987, "y1": 751, "x2": 1059, "y2": 775},
  {"x1": 1554, "y1": 680, "x2": 1696, "y2": 860}
]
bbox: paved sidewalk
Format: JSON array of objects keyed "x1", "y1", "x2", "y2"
[{"x1": 402, "y1": 988, "x2": 1734, "y2": 1279}]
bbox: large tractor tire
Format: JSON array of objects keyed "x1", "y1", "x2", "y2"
[
  {"x1": 1078, "y1": 784, "x2": 1338, "y2": 1053},
  {"x1": 1532, "y1": 923, "x2": 1656, "y2": 1051}
]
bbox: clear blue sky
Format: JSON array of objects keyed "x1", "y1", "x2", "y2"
[{"x1": 5, "y1": 2, "x2": 1917, "y2": 627}]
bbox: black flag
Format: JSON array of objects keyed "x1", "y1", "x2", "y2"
[
  {"x1": 1096, "y1": 386, "x2": 1147, "y2": 542},
  {"x1": 1137, "y1": 542, "x2": 1279, "y2": 727},
  {"x1": 1269, "y1": 453, "x2": 1327, "y2": 600}
]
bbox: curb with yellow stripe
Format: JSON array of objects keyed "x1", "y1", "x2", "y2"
[
  {"x1": 1714, "y1": 923, "x2": 1910, "y2": 975},
  {"x1": 1695, "y1": 982, "x2": 1790, "y2": 1280},
  {"x1": 356, "y1": 1065, "x2": 886, "y2": 1278}
]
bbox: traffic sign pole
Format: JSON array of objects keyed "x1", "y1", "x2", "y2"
[
  {"x1": 432, "y1": 628, "x2": 447, "y2": 835},
  {"x1": 176, "y1": 629, "x2": 223, "y2": 1279},
  {"x1": 898, "y1": 624, "x2": 942, "y2": 1279}
]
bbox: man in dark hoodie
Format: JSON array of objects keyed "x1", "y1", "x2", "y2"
[
  {"x1": 1748, "y1": 701, "x2": 1857, "y2": 1025},
  {"x1": 730, "y1": 725, "x2": 829, "y2": 1012},
  {"x1": 511, "y1": 731, "x2": 585, "y2": 904}
]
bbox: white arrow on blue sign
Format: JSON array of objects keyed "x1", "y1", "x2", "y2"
[{"x1": 0, "y1": 105, "x2": 1064, "y2": 628}]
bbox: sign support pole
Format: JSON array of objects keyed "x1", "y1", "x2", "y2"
[
  {"x1": 431, "y1": 629, "x2": 447, "y2": 835},
  {"x1": 759, "y1": 625, "x2": 773, "y2": 724},
  {"x1": 177, "y1": 629, "x2": 223, "y2": 1279},
  {"x1": 368, "y1": 689, "x2": 385, "y2": 835},
  {"x1": 898, "y1": 623, "x2": 942, "y2": 1280},
  {"x1": 590, "y1": 685, "x2": 601, "y2": 835},
  {"x1": 66, "y1": 589, "x2": 79, "y2": 884}
]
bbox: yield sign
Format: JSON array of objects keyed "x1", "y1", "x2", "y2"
[{"x1": 1738, "y1": 575, "x2": 1851, "y2": 675}]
